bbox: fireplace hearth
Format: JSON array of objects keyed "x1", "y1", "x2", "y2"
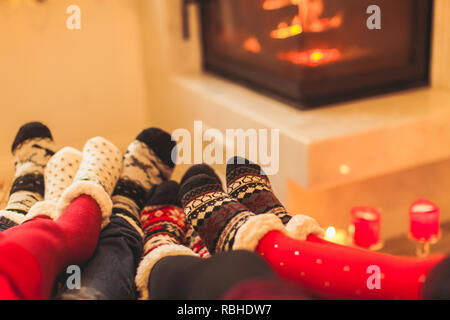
[{"x1": 199, "y1": 0, "x2": 433, "y2": 108}]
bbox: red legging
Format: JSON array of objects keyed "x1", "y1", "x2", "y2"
[
  {"x1": 0, "y1": 195, "x2": 102, "y2": 300},
  {"x1": 257, "y1": 231, "x2": 445, "y2": 300}
]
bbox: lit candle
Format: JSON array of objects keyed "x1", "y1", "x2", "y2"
[
  {"x1": 324, "y1": 226, "x2": 348, "y2": 245},
  {"x1": 409, "y1": 198, "x2": 440, "y2": 243},
  {"x1": 350, "y1": 206, "x2": 382, "y2": 250}
]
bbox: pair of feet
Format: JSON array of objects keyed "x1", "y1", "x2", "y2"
[
  {"x1": 0, "y1": 122, "x2": 177, "y2": 234},
  {"x1": 136, "y1": 158, "x2": 324, "y2": 299}
]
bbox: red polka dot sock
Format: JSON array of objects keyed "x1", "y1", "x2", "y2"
[
  {"x1": 179, "y1": 173, "x2": 285, "y2": 255},
  {"x1": 135, "y1": 180, "x2": 196, "y2": 300},
  {"x1": 256, "y1": 231, "x2": 445, "y2": 300},
  {"x1": 226, "y1": 157, "x2": 323, "y2": 240},
  {"x1": 0, "y1": 122, "x2": 56, "y2": 230}
]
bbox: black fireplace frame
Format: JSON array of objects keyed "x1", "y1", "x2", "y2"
[{"x1": 198, "y1": 0, "x2": 434, "y2": 109}]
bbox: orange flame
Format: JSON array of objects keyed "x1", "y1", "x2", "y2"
[
  {"x1": 270, "y1": 17, "x2": 303, "y2": 39},
  {"x1": 243, "y1": 36, "x2": 262, "y2": 53},
  {"x1": 266, "y1": 0, "x2": 343, "y2": 39},
  {"x1": 277, "y1": 48, "x2": 341, "y2": 66}
]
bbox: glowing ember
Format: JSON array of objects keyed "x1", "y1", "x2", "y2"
[
  {"x1": 270, "y1": 18, "x2": 303, "y2": 39},
  {"x1": 243, "y1": 36, "x2": 262, "y2": 53},
  {"x1": 267, "y1": 0, "x2": 343, "y2": 39},
  {"x1": 277, "y1": 48, "x2": 341, "y2": 66}
]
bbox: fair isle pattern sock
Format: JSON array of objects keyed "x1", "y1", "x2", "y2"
[
  {"x1": 226, "y1": 157, "x2": 324, "y2": 240},
  {"x1": 226, "y1": 156, "x2": 291, "y2": 223},
  {"x1": 180, "y1": 174, "x2": 283, "y2": 254},
  {"x1": 185, "y1": 225, "x2": 210, "y2": 258},
  {"x1": 180, "y1": 163, "x2": 222, "y2": 186},
  {"x1": 111, "y1": 128, "x2": 176, "y2": 233},
  {"x1": 0, "y1": 122, "x2": 56, "y2": 229},
  {"x1": 26, "y1": 147, "x2": 82, "y2": 221},
  {"x1": 140, "y1": 181, "x2": 186, "y2": 254},
  {"x1": 136, "y1": 181, "x2": 197, "y2": 299}
]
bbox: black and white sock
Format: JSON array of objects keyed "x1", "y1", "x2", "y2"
[
  {"x1": 179, "y1": 173, "x2": 285, "y2": 255},
  {"x1": 111, "y1": 128, "x2": 177, "y2": 234},
  {"x1": 226, "y1": 157, "x2": 323, "y2": 240},
  {"x1": 0, "y1": 122, "x2": 56, "y2": 230}
]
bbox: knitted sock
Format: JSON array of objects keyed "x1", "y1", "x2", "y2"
[
  {"x1": 226, "y1": 156, "x2": 323, "y2": 240},
  {"x1": 135, "y1": 180, "x2": 196, "y2": 300},
  {"x1": 179, "y1": 173, "x2": 285, "y2": 255},
  {"x1": 0, "y1": 195, "x2": 102, "y2": 300},
  {"x1": 0, "y1": 122, "x2": 56, "y2": 230},
  {"x1": 179, "y1": 166, "x2": 216, "y2": 257},
  {"x1": 111, "y1": 128, "x2": 176, "y2": 234},
  {"x1": 257, "y1": 231, "x2": 445, "y2": 300},
  {"x1": 185, "y1": 225, "x2": 211, "y2": 258},
  {"x1": 180, "y1": 163, "x2": 222, "y2": 186},
  {"x1": 26, "y1": 147, "x2": 82, "y2": 221},
  {"x1": 57, "y1": 137, "x2": 123, "y2": 228}
]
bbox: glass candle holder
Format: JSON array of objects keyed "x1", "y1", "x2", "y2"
[
  {"x1": 350, "y1": 206, "x2": 382, "y2": 250},
  {"x1": 409, "y1": 198, "x2": 440, "y2": 256}
]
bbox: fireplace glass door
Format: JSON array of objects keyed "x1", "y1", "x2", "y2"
[{"x1": 200, "y1": 0, "x2": 433, "y2": 107}]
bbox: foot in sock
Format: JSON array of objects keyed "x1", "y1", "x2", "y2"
[
  {"x1": 136, "y1": 180, "x2": 197, "y2": 300},
  {"x1": 57, "y1": 137, "x2": 123, "y2": 228},
  {"x1": 226, "y1": 157, "x2": 323, "y2": 240},
  {"x1": 0, "y1": 122, "x2": 56, "y2": 230},
  {"x1": 111, "y1": 128, "x2": 176, "y2": 234},
  {"x1": 179, "y1": 173, "x2": 285, "y2": 255},
  {"x1": 26, "y1": 147, "x2": 82, "y2": 221}
]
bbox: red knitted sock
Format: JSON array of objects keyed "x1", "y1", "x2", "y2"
[
  {"x1": 257, "y1": 231, "x2": 445, "y2": 300},
  {"x1": 0, "y1": 195, "x2": 101, "y2": 299}
]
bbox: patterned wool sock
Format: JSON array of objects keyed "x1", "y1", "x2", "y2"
[
  {"x1": 135, "y1": 180, "x2": 197, "y2": 300},
  {"x1": 57, "y1": 137, "x2": 123, "y2": 228},
  {"x1": 0, "y1": 122, "x2": 56, "y2": 230},
  {"x1": 111, "y1": 128, "x2": 176, "y2": 235},
  {"x1": 226, "y1": 156, "x2": 323, "y2": 240},
  {"x1": 180, "y1": 163, "x2": 222, "y2": 186},
  {"x1": 185, "y1": 225, "x2": 211, "y2": 258},
  {"x1": 26, "y1": 147, "x2": 82, "y2": 221},
  {"x1": 179, "y1": 173, "x2": 285, "y2": 255},
  {"x1": 180, "y1": 165, "x2": 218, "y2": 258}
]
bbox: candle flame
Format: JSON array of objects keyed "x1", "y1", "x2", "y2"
[{"x1": 325, "y1": 226, "x2": 336, "y2": 239}]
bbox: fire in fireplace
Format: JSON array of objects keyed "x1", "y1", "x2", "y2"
[{"x1": 198, "y1": 0, "x2": 433, "y2": 108}]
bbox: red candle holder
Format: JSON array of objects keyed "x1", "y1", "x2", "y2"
[
  {"x1": 350, "y1": 206, "x2": 382, "y2": 250},
  {"x1": 409, "y1": 198, "x2": 440, "y2": 256}
]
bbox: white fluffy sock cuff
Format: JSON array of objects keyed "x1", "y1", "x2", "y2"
[
  {"x1": 135, "y1": 244, "x2": 198, "y2": 300},
  {"x1": 285, "y1": 214, "x2": 324, "y2": 240},
  {"x1": 26, "y1": 200, "x2": 59, "y2": 221},
  {"x1": 57, "y1": 180, "x2": 113, "y2": 229},
  {"x1": 233, "y1": 213, "x2": 287, "y2": 252},
  {"x1": 0, "y1": 210, "x2": 26, "y2": 224}
]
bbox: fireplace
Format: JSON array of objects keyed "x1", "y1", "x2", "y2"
[{"x1": 199, "y1": 0, "x2": 433, "y2": 107}]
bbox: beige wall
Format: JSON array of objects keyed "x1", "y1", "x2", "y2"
[{"x1": 0, "y1": 0, "x2": 148, "y2": 178}]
